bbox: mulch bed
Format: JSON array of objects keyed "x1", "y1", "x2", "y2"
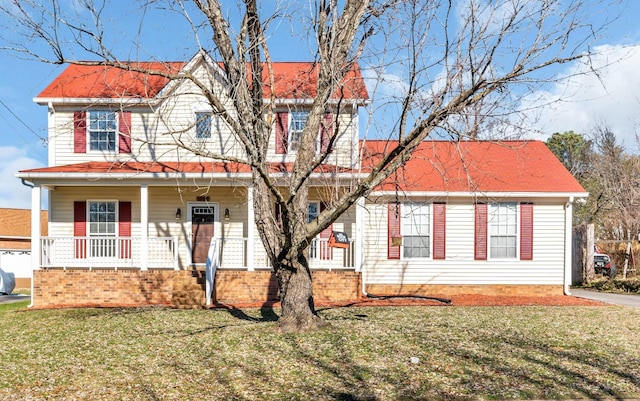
[
  {"x1": 26, "y1": 293, "x2": 606, "y2": 311},
  {"x1": 213, "y1": 293, "x2": 607, "y2": 310}
]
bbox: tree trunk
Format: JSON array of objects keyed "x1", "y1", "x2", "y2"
[{"x1": 275, "y1": 253, "x2": 329, "y2": 333}]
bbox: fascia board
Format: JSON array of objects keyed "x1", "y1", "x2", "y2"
[{"x1": 369, "y1": 190, "x2": 589, "y2": 199}]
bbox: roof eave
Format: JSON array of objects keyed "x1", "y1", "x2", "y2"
[
  {"x1": 369, "y1": 190, "x2": 589, "y2": 199},
  {"x1": 33, "y1": 97, "x2": 156, "y2": 106}
]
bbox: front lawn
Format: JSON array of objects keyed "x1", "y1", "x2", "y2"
[{"x1": 1, "y1": 304, "x2": 638, "y2": 400}]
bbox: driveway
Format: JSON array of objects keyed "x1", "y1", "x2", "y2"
[
  {"x1": 571, "y1": 288, "x2": 640, "y2": 307},
  {"x1": 0, "y1": 294, "x2": 30, "y2": 305}
]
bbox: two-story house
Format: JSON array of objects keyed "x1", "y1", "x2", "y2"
[{"x1": 18, "y1": 53, "x2": 587, "y2": 308}]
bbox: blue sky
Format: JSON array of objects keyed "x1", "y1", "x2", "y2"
[{"x1": 1, "y1": 0, "x2": 640, "y2": 210}]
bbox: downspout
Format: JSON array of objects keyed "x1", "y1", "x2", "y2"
[{"x1": 564, "y1": 196, "x2": 574, "y2": 296}]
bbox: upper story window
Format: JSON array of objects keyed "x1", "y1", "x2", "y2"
[
  {"x1": 195, "y1": 112, "x2": 212, "y2": 139},
  {"x1": 489, "y1": 202, "x2": 517, "y2": 259},
  {"x1": 289, "y1": 111, "x2": 308, "y2": 152},
  {"x1": 88, "y1": 111, "x2": 117, "y2": 151},
  {"x1": 275, "y1": 110, "x2": 332, "y2": 155},
  {"x1": 401, "y1": 203, "x2": 431, "y2": 258}
]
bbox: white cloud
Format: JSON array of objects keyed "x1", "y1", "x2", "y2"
[
  {"x1": 518, "y1": 44, "x2": 640, "y2": 151},
  {"x1": 0, "y1": 146, "x2": 46, "y2": 209}
]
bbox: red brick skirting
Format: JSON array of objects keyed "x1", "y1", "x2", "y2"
[
  {"x1": 32, "y1": 269, "x2": 362, "y2": 308},
  {"x1": 32, "y1": 269, "x2": 563, "y2": 308}
]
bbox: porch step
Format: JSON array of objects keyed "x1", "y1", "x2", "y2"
[{"x1": 171, "y1": 270, "x2": 207, "y2": 309}]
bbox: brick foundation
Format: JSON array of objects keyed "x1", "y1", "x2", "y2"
[
  {"x1": 364, "y1": 284, "x2": 564, "y2": 297},
  {"x1": 33, "y1": 269, "x2": 177, "y2": 308},
  {"x1": 213, "y1": 270, "x2": 361, "y2": 304},
  {"x1": 32, "y1": 269, "x2": 562, "y2": 308},
  {"x1": 32, "y1": 269, "x2": 362, "y2": 308}
]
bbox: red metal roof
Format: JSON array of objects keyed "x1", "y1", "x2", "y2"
[
  {"x1": 20, "y1": 141, "x2": 585, "y2": 195},
  {"x1": 37, "y1": 62, "x2": 186, "y2": 99},
  {"x1": 20, "y1": 161, "x2": 355, "y2": 175},
  {"x1": 361, "y1": 140, "x2": 586, "y2": 193},
  {"x1": 36, "y1": 61, "x2": 369, "y2": 100}
]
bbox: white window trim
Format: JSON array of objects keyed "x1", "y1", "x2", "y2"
[
  {"x1": 288, "y1": 111, "x2": 309, "y2": 153},
  {"x1": 487, "y1": 202, "x2": 520, "y2": 261},
  {"x1": 400, "y1": 202, "x2": 433, "y2": 260},
  {"x1": 87, "y1": 110, "x2": 118, "y2": 153},
  {"x1": 194, "y1": 111, "x2": 213, "y2": 140},
  {"x1": 86, "y1": 200, "x2": 120, "y2": 237}
]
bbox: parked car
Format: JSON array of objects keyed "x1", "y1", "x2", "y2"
[
  {"x1": 0, "y1": 267, "x2": 16, "y2": 295},
  {"x1": 594, "y1": 251, "x2": 617, "y2": 279}
]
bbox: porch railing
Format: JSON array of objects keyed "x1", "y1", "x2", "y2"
[
  {"x1": 40, "y1": 237, "x2": 178, "y2": 269},
  {"x1": 212, "y1": 237, "x2": 355, "y2": 270}
]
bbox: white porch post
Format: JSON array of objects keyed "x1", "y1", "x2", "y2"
[
  {"x1": 140, "y1": 184, "x2": 149, "y2": 271},
  {"x1": 29, "y1": 185, "x2": 41, "y2": 308},
  {"x1": 355, "y1": 197, "x2": 365, "y2": 272},
  {"x1": 30, "y1": 185, "x2": 42, "y2": 272},
  {"x1": 246, "y1": 184, "x2": 255, "y2": 271}
]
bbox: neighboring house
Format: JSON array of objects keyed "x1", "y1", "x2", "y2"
[
  {"x1": 17, "y1": 53, "x2": 587, "y2": 308},
  {"x1": 0, "y1": 208, "x2": 48, "y2": 288}
]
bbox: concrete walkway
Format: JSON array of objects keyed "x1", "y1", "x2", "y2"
[{"x1": 570, "y1": 288, "x2": 640, "y2": 307}]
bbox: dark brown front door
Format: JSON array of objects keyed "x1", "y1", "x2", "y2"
[{"x1": 192, "y1": 206, "x2": 215, "y2": 264}]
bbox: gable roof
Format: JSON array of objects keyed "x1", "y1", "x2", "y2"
[
  {"x1": 35, "y1": 60, "x2": 369, "y2": 102},
  {"x1": 362, "y1": 140, "x2": 586, "y2": 195}
]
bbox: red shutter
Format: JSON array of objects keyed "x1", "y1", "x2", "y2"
[
  {"x1": 119, "y1": 201, "x2": 132, "y2": 259},
  {"x1": 118, "y1": 111, "x2": 132, "y2": 153},
  {"x1": 433, "y1": 202, "x2": 446, "y2": 260},
  {"x1": 73, "y1": 201, "x2": 87, "y2": 259},
  {"x1": 520, "y1": 203, "x2": 533, "y2": 260},
  {"x1": 319, "y1": 202, "x2": 333, "y2": 260},
  {"x1": 474, "y1": 203, "x2": 487, "y2": 260},
  {"x1": 388, "y1": 203, "x2": 401, "y2": 259},
  {"x1": 275, "y1": 112, "x2": 288, "y2": 154},
  {"x1": 73, "y1": 111, "x2": 87, "y2": 153},
  {"x1": 320, "y1": 113, "x2": 333, "y2": 153}
]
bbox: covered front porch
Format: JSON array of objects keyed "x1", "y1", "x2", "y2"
[{"x1": 24, "y1": 175, "x2": 365, "y2": 273}]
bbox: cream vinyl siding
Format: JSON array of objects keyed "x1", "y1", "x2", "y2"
[
  {"x1": 362, "y1": 198, "x2": 567, "y2": 286},
  {"x1": 48, "y1": 62, "x2": 360, "y2": 168}
]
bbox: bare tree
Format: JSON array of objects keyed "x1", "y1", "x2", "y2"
[{"x1": 0, "y1": 0, "x2": 617, "y2": 331}]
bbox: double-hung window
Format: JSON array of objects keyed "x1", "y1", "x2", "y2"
[
  {"x1": 489, "y1": 202, "x2": 517, "y2": 259},
  {"x1": 88, "y1": 201, "x2": 117, "y2": 257},
  {"x1": 401, "y1": 203, "x2": 431, "y2": 258},
  {"x1": 88, "y1": 111, "x2": 117, "y2": 151},
  {"x1": 289, "y1": 111, "x2": 308, "y2": 152},
  {"x1": 195, "y1": 112, "x2": 212, "y2": 139}
]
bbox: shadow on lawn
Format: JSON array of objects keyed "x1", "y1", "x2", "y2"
[
  {"x1": 223, "y1": 304, "x2": 279, "y2": 322},
  {"x1": 251, "y1": 322, "x2": 640, "y2": 400}
]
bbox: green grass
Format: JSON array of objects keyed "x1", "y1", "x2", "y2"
[{"x1": 1, "y1": 304, "x2": 639, "y2": 400}]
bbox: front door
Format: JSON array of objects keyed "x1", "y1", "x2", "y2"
[{"x1": 191, "y1": 205, "x2": 216, "y2": 265}]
